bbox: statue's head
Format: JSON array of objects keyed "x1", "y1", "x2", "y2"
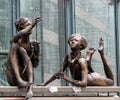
[
  {"x1": 15, "y1": 17, "x2": 31, "y2": 31},
  {"x1": 68, "y1": 33, "x2": 88, "y2": 50}
]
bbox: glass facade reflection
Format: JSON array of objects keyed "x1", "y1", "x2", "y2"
[
  {"x1": 73, "y1": 0, "x2": 117, "y2": 85},
  {"x1": 20, "y1": 0, "x2": 66, "y2": 85},
  {"x1": 0, "y1": 0, "x2": 119, "y2": 87},
  {"x1": 0, "y1": 0, "x2": 12, "y2": 85},
  {"x1": 0, "y1": 0, "x2": 12, "y2": 50}
]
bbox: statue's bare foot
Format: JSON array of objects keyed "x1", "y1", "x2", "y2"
[
  {"x1": 98, "y1": 38, "x2": 104, "y2": 54},
  {"x1": 86, "y1": 48, "x2": 96, "y2": 61},
  {"x1": 87, "y1": 48, "x2": 96, "y2": 54},
  {"x1": 25, "y1": 88, "x2": 33, "y2": 100}
]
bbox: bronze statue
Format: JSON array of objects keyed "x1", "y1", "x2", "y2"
[
  {"x1": 6, "y1": 17, "x2": 41, "y2": 99},
  {"x1": 86, "y1": 38, "x2": 114, "y2": 86},
  {"x1": 38, "y1": 34, "x2": 114, "y2": 86}
]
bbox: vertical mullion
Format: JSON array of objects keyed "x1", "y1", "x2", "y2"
[{"x1": 64, "y1": 0, "x2": 73, "y2": 86}]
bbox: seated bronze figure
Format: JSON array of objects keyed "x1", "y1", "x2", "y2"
[{"x1": 6, "y1": 17, "x2": 41, "y2": 99}]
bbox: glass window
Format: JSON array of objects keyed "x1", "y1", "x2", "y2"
[
  {"x1": 0, "y1": 55, "x2": 8, "y2": 85},
  {"x1": 73, "y1": 0, "x2": 117, "y2": 85},
  {"x1": 20, "y1": 0, "x2": 42, "y2": 84},
  {"x1": 0, "y1": 0, "x2": 12, "y2": 50},
  {"x1": 0, "y1": 0, "x2": 12, "y2": 85},
  {"x1": 41, "y1": 0, "x2": 66, "y2": 85},
  {"x1": 20, "y1": 0, "x2": 66, "y2": 85}
]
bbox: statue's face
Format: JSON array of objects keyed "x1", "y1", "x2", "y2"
[
  {"x1": 23, "y1": 18, "x2": 32, "y2": 29},
  {"x1": 69, "y1": 36, "x2": 81, "y2": 49}
]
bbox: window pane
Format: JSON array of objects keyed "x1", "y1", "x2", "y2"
[
  {"x1": 0, "y1": 0, "x2": 12, "y2": 50},
  {"x1": 20, "y1": 0, "x2": 42, "y2": 41},
  {"x1": 0, "y1": 0, "x2": 12, "y2": 85},
  {"x1": 0, "y1": 55, "x2": 8, "y2": 85},
  {"x1": 20, "y1": 0, "x2": 66, "y2": 85},
  {"x1": 20, "y1": 0, "x2": 42, "y2": 84},
  {"x1": 73, "y1": 0, "x2": 116, "y2": 85},
  {"x1": 42, "y1": 0, "x2": 65, "y2": 85}
]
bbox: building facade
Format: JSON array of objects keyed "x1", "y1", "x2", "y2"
[{"x1": 0, "y1": 0, "x2": 119, "y2": 86}]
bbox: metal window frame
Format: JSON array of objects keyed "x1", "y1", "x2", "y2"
[{"x1": 115, "y1": 0, "x2": 120, "y2": 87}]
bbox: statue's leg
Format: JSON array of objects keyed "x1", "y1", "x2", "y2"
[
  {"x1": 86, "y1": 48, "x2": 96, "y2": 73},
  {"x1": 8, "y1": 43, "x2": 28, "y2": 87},
  {"x1": 19, "y1": 47, "x2": 33, "y2": 84},
  {"x1": 19, "y1": 47, "x2": 34, "y2": 99},
  {"x1": 98, "y1": 38, "x2": 114, "y2": 83},
  {"x1": 6, "y1": 58, "x2": 17, "y2": 86}
]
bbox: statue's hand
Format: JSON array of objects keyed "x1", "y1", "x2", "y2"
[
  {"x1": 73, "y1": 80, "x2": 82, "y2": 86},
  {"x1": 35, "y1": 16, "x2": 42, "y2": 23},
  {"x1": 32, "y1": 16, "x2": 42, "y2": 27},
  {"x1": 73, "y1": 80, "x2": 87, "y2": 87}
]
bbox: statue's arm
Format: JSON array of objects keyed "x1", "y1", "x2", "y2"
[
  {"x1": 8, "y1": 43, "x2": 20, "y2": 78},
  {"x1": 20, "y1": 17, "x2": 41, "y2": 36},
  {"x1": 11, "y1": 17, "x2": 41, "y2": 43},
  {"x1": 38, "y1": 55, "x2": 69, "y2": 86}
]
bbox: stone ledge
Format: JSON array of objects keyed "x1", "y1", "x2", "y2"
[{"x1": 0, "y1": 86, "x2": 119, "y2": 93}]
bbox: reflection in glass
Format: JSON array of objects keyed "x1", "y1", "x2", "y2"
[{"x1": 73, "y1": 0, "x2": 116, "y2": 85}]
